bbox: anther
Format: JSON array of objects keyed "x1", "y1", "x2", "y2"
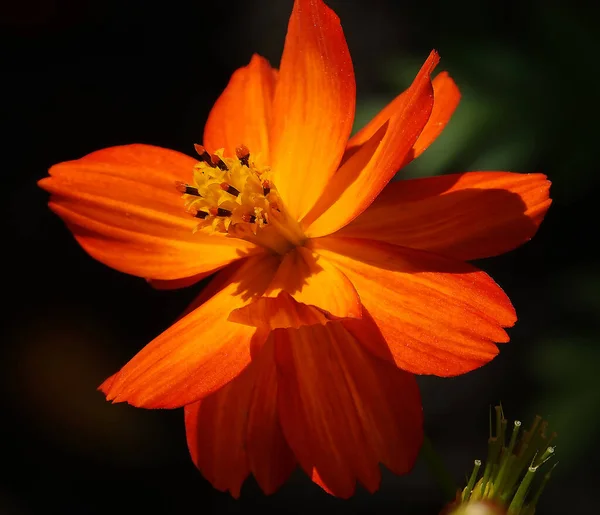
[
  {"x1": 187, "y1": 207, "x2": 209, "y2": 219},
  {"x1": 175, "y1": 181, "x2": 201, "y2": 196},
  {"x1": 211, "y1": 154, "x2": 228, "y2": 171},
  {"x1": 209, "y1": 207, "x2": 232, "y2": 217},
  {"x1": 262, "y1": 180, "x2": 271, "y2": 196},
  {"x1": 235, "y1": 144, "x2": 250, "y2": 167},
  {"x1": 220, "y1": 182, "x2": 240, "y2": 197},
  {"x1": 241, "y1": 213, "x2": 257, "y2": 223},
  {"x1": 193, "y1": 144, "x2": 216, "y2": 167}
]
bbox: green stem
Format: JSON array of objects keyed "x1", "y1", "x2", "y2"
[{"x1": 421, "y1": 435, "x2": 458, "y2": 501}]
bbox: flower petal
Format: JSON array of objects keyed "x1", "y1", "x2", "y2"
[
  {"x1": 274, "y1": 322, "x2": 423, "y2": 497},
  {"x1": 345, "y1": 71, "x2": 460, "y2": 163},
  {"x1": 337, "y1": 172, "x2": 552, "y2": 261},
  {"x1": 302, "y1": 51, "x2": 438, "y2": 237},
  {"x1": 310, "y1": 237, "x2": 516, "y2": 376},
  {"x1": 146, "y1": 272, "x2": 213, "y2": 290},
  {"x1": 39, "y1": 145, "x2": 260, "y2": 280},
  {"x1": 246, "y1": 337, "x2": 297, "y2": 494},
  {"x1": 100, "y1": 254, "x2": 279, "y2": 408},
  {"x1": 184, "y1": 369, "x2": 254, "y2": 498},
  {"x1": 311, "y1": 468, "x2": 335, "y2": 496},
  {"x1": 265, "y1": 246, "x2": 362, "y2": 319},
  {"x1": 184, "y1": 336, "x2": 295, "y2": 497},
  {"x1": 229, "y1": 292, "x2": 331, "y2": 329},
  {"x1": 203, "y1": 54, "x2": 277, "y2": 162},
  {"x1": 270, "y1": 0, "x2": 356, "y2": 221}
]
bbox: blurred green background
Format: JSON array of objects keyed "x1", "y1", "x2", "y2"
[{"x1": 2, "y1": 0, "x2": 598, "y2": 513}]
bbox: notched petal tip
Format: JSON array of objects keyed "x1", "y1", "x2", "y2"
[
  {"x1": 98, "y1": 256, "x2": 278, "y2": 409},
  {"x1": 275, "y1": 321, "x2": 423, "y2": 496},
  {"x1": 98, "y1": 373, "x2": 122, "y2": 404},
  {"x1": 427, "y1": 48, "x2": 441, "y2": 69}
]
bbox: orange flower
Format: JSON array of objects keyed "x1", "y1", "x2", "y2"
[{"x1": 38, "y1": 0, "x2": 551, "y2": 499}]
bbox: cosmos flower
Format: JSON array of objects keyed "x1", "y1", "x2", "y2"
[{"x1": 38, "y1": 0, "x2": 551, "y2": 498}]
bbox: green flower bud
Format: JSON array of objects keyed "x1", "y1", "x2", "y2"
[{"x1": 442, "y1": 406, "x2": 557, "y2": 515}]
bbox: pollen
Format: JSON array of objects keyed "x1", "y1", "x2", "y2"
[
  {"x1": 175, "y1": 145, "x2": 277, "y2": 233},
  {"x1": 175, "y1": 145, "x2": 306, "y2": 253}
]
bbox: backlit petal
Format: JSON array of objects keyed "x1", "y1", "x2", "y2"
[
  {"x1": 346, "y1": 71, "x2": 460, "y2": 163},
  {"x1": 270, "y1": 0, "x2": 356, "y2": 221},
  {"x1": 274, "y1": 322, "x2": 423, "y2": 497},
  {"x1": 310, "y1": 237, "x2": 516, "y2": 376},
  {"x1": 146, "y1": 272, "x2": 213, "y2": 290},
  {"x1": 302, "y1": 51, "x2": 438, "y2": 237},
  {"x1": 38, "y1": 145, "x2": 260, "y2": 280},
  {"x1": 100, "y1": 255, "x2": 279, "y2": 408},
  {"x1": 184, "y1": 366, "x2": 254, "y2": 498},
  {"x1": 185, "y1": 337, "x2": 295, "y2": 497},
  {"x1": 338, "y1": 172, "x2": 552, "y2": 261},
  {"x1": 246, "y1": 337, "x2": 297, "y2": 494},
  {"x1": 265, "y1": 246, "x2": 361, "y2": 319},
  {"x1": 203, "y1": 54, "x2": 277, "y2": 161},
  {"x1": 229, "y1": 293, "x2": 331, "y2": 330}
]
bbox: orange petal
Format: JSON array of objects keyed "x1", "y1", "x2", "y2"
[
  {"x1": 146, "y1": 271, "x2": 215, "y2": 290},
  {"x1": 203, "y1": 54, "x2": 277, "y2": 162},
  {"x1": 328, "y1": 322, "x2": 423, "y2": 477},
  {"x1": 185, "y1": 337, "x2": 295, "y2": 497},
  {"x1": 311, "y1": 468, "x2": 335, "y2": 496},
  {"x1": 310, "y1": 237, "x2": 516, "y2": 376},
  {"x1": 229, "y1": 293, "x2": 331, "y2": 330},
  {"x1": 302, "y1": 51, "x2": 438, "y2": 237},
  {"x1": 337, "y1": 172, "x2": 552, "y2": 261},
  {"x1": 270, "y1": 0, "x2": 356, "y2": 221},
  {"x1": 184, "y1": 367, "x2": 254, "y2": 498},
  {"x1": 246, "y1": 337, "x2": 297, "y2": 494},
  {"x1": 99, "y1": 254, "x2": 279, "y2": 408},
  {"x1": 38, "y1": 145, "x2": 260, "y2": 280},
  {"x1": 265, "y1": 246, "x2": 361, "y2": 319},
  {"x1": 274, "y1": 322, "x2": 423, "y2": 497},
  {"x1": 346, "y1": 71, "x2": 460, "y2": 164}
]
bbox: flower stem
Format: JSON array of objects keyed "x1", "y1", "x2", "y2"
[{"x1": 421, "y1": 435, "x2": 458, "y2": 501}]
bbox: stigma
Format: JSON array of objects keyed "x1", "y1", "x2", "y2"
[{"x1": 175, "y1": 144, "x2": 306, "y2": 253}]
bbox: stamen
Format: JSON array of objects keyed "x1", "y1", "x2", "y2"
[
  {"x1": 208, "y1": 207, "x2": 232, "y2": 217},
  {"x1": 175, "y1": 181, "x2": 201, "y2": 196},
  {"x1": 193, "y1": 144, "x2": 216, "y2": 167},
  {"x1": 180, "y1": 142, "x2": 306, "y2": 253},
  {"x1": 220, "y1": 182, "x2": 240, "y2": 197},
  {"x1": 262, "y1": 180, "x2": 271, "y2": 196},
  {"x1": 187, "y1": 207, "x2": 209, "y2": 219},
  {"x1": 211, "y1": 154, "x2": 229, "y2": 171},
  {"x1": 236, "y1": 144, "x2": 250, "y2": 167}
]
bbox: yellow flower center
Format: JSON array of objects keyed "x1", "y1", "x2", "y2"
[{"x1": 176, "y1": 144, "x2": 306, "y2": 254}]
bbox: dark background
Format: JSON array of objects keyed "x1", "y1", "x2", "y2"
[{"x1": 2, "y1": 0, "x2": 598, "y2": 513}]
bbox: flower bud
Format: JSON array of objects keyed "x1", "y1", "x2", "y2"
[
  {"x1": 441, "y1": 406, "x2": 557, "y2": 515},
  {"x1": 442, "y1": 500, "x2": 505, "y2": 515}
]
